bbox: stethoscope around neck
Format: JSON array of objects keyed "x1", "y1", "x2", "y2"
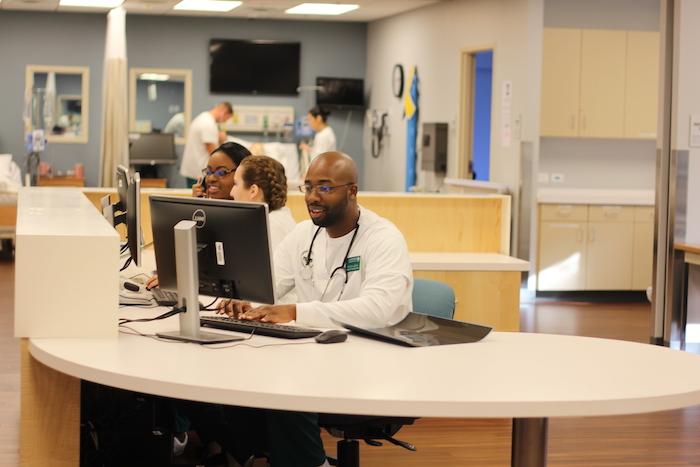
[{"x1": 301, "y1": 213, "x2": 361, "y2": 300}]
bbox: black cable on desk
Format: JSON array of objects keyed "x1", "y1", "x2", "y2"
[{"x1": 118, "y1": 305, "x2": 185, "y2": 325}]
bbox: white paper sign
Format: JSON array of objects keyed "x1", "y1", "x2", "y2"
[
  {"x1": 501, "y1": 80, "x2": 513, "y2": 148},
  {"x1": 690, "y1": 114, "x2": 700, "y2": 148}
]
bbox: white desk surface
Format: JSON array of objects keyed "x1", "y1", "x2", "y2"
[
  {"x1": 29, "y1": 311, "x2": 700, "y2": 419},
  {"x1": 410, "y1": 252, "x2": 529, "y2": 271},
  {"x1": 16, "y1": 187, "x2": 117, "y2": 237}
]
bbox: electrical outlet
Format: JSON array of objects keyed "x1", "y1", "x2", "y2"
[
  {"x1": 538, "y1": 172, "x2": 550, "y2": 183},
  {"x1": 551, "y1": 173, "x2": 565, "y2": 183}
]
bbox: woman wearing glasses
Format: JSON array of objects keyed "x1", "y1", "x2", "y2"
[
  {"x1": 230, "y1": 155, "x2": 297, "y2": 248},
  {"x1": 192, "y1": 141, "x2": 250, "y2": 199}
]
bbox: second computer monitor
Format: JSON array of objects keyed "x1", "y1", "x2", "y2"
[
  {"x1": 149, "y1": 196, "x2": 276, "y2": 304},
  {"x1": 129, "y1": 132, "x2": 176, "y2": 165}
]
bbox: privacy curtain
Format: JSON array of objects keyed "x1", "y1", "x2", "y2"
[
  {"x1": 404, "y1": 66, "x2": 419, "y2": 192},
  {"x1": 99, "y1": 6, "x2": 128, "y2": 187}
]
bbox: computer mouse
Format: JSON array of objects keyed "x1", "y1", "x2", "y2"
[
  {"x1": 123, "y1": 280, "x2": 141, "y2": 292},
  {"x1": 315, "y1": 330, "x2": 348, "y2": 344}
]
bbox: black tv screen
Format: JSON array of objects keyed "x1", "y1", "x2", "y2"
[
  {"x1": 316, "y1": 77, "x2": 365, "y2": 108},
  {"x1": 209, "y1": 39, "x2": 300, "y2": 95}
]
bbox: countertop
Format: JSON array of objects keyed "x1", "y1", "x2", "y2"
[{"x1": 538, "y1": 188, "x2": 655, "y2": 206}]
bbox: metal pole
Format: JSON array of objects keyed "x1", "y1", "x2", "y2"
[
  {"x1": 511, "y1": 418, "x2": 548, "y2": 467},
  {"x1": 651, "y1": 0, "x2": 676, "y2": 346}
]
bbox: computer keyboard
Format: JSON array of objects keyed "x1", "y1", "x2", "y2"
[
  {"x1": 151, "y1": 288, "x2": 178, "y2": 307},
  {"x1": 200, "y1": 315, "x2": 322, "y2": 339}
]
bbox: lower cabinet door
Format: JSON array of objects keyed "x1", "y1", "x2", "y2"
[
  {"x1": 586, "y1": 221, "x2": 634, "y2": 290},
  {"x1": 632, "y1": 221, "x2": 654, "y2": 290},
  {"x1": 538, "y1": 222, "x2": 587, "y2": 291}
]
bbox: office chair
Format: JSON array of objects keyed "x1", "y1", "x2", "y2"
[
  {"x1": 319, "y1": 279, "x2": 456, "y2": 467},
  {"x1": 412, "y1": 278, "x2": 457, "y2": 319}
]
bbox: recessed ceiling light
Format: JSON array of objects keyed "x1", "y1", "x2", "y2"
[
  {"x1": 173, "y1": 0, "x2": 241, "y2": 12},
  {"x1": 59, "y1": 0, "x2": 123, "y2": 7},
  {"x1": 285, "y1": 3, "x2": 359, "y2": 16}
]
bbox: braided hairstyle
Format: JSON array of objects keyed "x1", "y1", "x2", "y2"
[{"x1": 238, "y1": 155, "x2": 288, "y2": 211}]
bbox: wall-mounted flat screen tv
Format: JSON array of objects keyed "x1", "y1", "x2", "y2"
[
  {"x1": 209, "y1": 39, "x2": 300, "y2": 95},
  {"x1": 316, "y1": 77, "x2": 365, "y2": 109}
]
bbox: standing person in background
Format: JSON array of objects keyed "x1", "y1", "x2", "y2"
[
  {"x1": 180, "y1": 102, "x2": 233, "y2": 187},
  {"x1": 300, "y1": 106, "x2": 336, "y2": 162}
]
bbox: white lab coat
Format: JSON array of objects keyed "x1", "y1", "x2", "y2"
[
  {"x1": 269, "y1": 207, "x2": 297, "y2": 250},
  {"x1": 309, "y1": 126, "x2": 336, "y2": 161},
  {"x1": 273, "y1": 207, "x2": 412, "y2": 328},
  {"x1": 180, "y1": 111, "x2": 218, "y2": 179}
]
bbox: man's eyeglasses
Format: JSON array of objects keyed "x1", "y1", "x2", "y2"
[
  {"x1": 298, "y1": 183, "x2": 355, "y2": 195},
  {"x1": 202, "y1": 167, "x2": 235, "y2": 178}
]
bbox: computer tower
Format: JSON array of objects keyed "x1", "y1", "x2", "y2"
[{"x1": 421, "y1": 123, "x2": 448, "y2": 173}]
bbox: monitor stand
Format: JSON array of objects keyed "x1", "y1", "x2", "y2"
[{"x1": 156, "y1": 220, "x2": 242, "y2": 344}]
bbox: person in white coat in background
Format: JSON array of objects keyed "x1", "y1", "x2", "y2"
[{"x1": 300, "y1": 105, "x2": 336, "y2": 163}]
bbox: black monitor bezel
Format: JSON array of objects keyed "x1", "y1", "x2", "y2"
[{"x1": 149, "y1": 195, "x2": 276, "y2": 304}]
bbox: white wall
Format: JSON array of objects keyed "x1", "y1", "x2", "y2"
[
  {"x1": 539, "y1": 138, "x2": 657, "y2": 189},
  {"x1": 676, "y1": 0, "x2": 700, "y2": 244},
  {"x1": 674, "y1": 0, "x2": 700, "y2": 326},
  {"x1": 364, "y1": 0, "x2": 540, "y2": 193}
]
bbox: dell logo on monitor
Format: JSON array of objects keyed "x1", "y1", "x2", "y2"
[{"x1": 192, "y1": 209, "x2": 206, "y2": 228}]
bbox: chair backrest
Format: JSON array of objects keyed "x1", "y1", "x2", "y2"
[{"x1": 411, "y1": 278, "x2": 456, "y2": 320}]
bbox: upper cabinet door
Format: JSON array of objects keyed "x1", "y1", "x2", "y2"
[
  {"x1": 624, "y1": 31, "x2": 660, "y2": 139},
  {"x1": 540, "y1": 28, "x2": 582, "y2": 137},
  {"x1": 579, "y1": 29, "x2": 627, "y2": 138}
]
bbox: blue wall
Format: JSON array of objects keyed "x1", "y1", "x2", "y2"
[
  {"x1": 0, "y1": 11, "x2": 367, "y2": 186},
  {"x1": 471, "y1": 50, "x2": 492, "y2": 181}
]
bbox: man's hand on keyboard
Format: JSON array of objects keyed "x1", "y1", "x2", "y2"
[
  {"x1": 239, "y1": 304, "x2": 297, "y2": 324},
  {"x1": 216, "y1": 299, "x2": 253, "y2": 318},
  {"x1": 145, "y1": 275, "x2": 159, "y2": 290}
]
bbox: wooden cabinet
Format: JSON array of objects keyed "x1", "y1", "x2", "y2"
[
  {"x1": 537, "y1": 204, "x2": 653, "y2": 291},
  {"x1": 540, "y1": 28, "x2": 659, "y2": 140},
  {"x1": 538, "y1": 205, "x2": 587, "y2": 290},
  {"x1": 540, "y1": 28, "x2": 581, "y2": 137},
  {"x1": 586, "y1": 206, "x2": 635, "y2": 289},
  {"x1": 538, "y1": 221, "x2": 587, "y2": 290},
  {"x1": 625, "y1": 31, "x2": 660, "y2": 138},
  {"x1": 37, "y1": 176, "x2": 85, "y2": 187},
  {"x1": 579, "y1": 30, "x2": 627, "y2": 138},
  {"x1": 632, "y1": 207, "x2": 655, "y2": 289}
]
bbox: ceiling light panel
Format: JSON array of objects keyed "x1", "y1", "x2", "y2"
[
  {"x1": 59, "y1": 0, "x2": 123, "y2": 7},
  {"x1": 173, "y1": 0, "x2": 241, "y2": 12},
  {"x1": 285, "y1": 3, "x2": 359, "y2": 16}
]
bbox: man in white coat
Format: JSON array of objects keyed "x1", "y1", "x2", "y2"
[
  {"x1": 218, "y1": 151, "x2": 412, "y2": 466},
  {"x1": 179, "y1": 102, "x2": 232, "y2": 186}
]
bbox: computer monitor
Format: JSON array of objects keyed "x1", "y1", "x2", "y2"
[
  {"x1": 150, "y1": 196, "x2": 276, "y2": 304},
  {"x1": 129, "y1": 132, "x2": 177, "y2": 165},
  {"x1": 126, "y1": 173, "x2": 142, "y2": 267},
  {"x1": 100, "y1": 166, "x2": 142, "y2": 267},
  {"x1": 116, "y1": 165, "x2": 129, "y2": 212}
]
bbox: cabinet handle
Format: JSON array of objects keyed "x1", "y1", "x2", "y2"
[
  {"x1": 577, "y1": 227, "x2": 584, "y2": 243},
  {"x1": 589, "y1": 226, "x2": 596, "y2": 243}
]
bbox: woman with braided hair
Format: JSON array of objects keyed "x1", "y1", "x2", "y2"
[{"x1": 230, "y1": 155, "x2": 297, "y2": 248}]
